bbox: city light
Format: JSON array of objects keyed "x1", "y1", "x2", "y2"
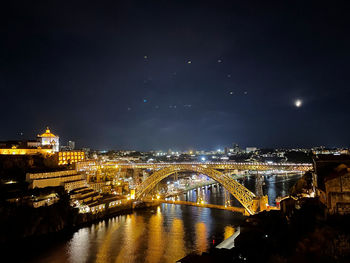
[
  {"x1": 130, "y1": 189, "x2": 135, "y2": 199},
  {"x1": 3, "y1": 1, "x2": 350, "y2": 262}
]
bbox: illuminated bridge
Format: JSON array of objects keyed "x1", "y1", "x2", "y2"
[
  {"x1": 116, "y1": 162, "x2": 312, "y2": 171},
  {"x1": 114, "y1": 162, "x2": 312, "y2": 215}
]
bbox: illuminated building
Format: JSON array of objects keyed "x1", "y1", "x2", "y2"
[
  {"x1": 0, "y1": 145, "x2": 54, "y2": 155},
  {"x1": 37, "y1": 127, "x2": 60, "y2": 152},
  {"x1": 233, "y1": 143, "x2": 240, "y2": 153},
  {"x1": 88, "y1": 182, "x2": 112, "y2": 193},
  {"x1": 58, "y1": 151, "x2": 85, "y2": 165},
  {"x1": 246, "y1": 147, "x2": 257, "y2": 153},
  {"x1": 68, "y1": 141, "x2": 75, "y2": 150},
  {"x1": 0, "y1": 127, "x2": 60, "y2": 155},
  {"x1": 0, "y1": 128, "x2": 86, "y2": 168},
  {"x1": 26, "y1": 170, "x2": 86, "y2": 191},
  {"x1": 60, "y1": 141, "x2": 76, "y2": 151},
  {"x1": 0, "y1": 138, "x2": 54, "y2": 155},
  {"x1": 75, "y1": 160, "x2": 96, "y2": 172}
]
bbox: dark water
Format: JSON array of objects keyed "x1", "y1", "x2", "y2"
[{"x1": 23, "y1": 174, "x2": 300, "y2": 263}]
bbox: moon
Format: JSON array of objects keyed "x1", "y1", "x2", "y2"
[{"x1": 294, "y1": 99, "x2": 302, "y2": 108}]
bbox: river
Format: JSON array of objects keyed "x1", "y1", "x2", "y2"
[{"x1": 21, "y1": 173, "x2": 301, "y2": 263}]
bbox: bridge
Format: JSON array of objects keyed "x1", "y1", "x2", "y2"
[
  {"x1": 116, "y1": 162, "x2": 312, "y2": 172},
  {"x1": 116, "y1": 162, "x2": 312, "y2": 215}
]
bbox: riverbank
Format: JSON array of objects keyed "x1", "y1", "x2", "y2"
[
  {"x1": 178, "y1": 197, "x2": 350, "y2": 263},
  {"x1": 0, "y1": 198, "x2": 160, "y2": 249},
  {"x1": 4, "y1": 202, "x2": 245, "y2": 263},
  {"x1": 0, "y1": 201, "x2": 165, "y2": 263}
]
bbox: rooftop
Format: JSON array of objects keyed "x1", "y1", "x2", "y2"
[{"x1": 37, "y1": 127, "x2": 58, "y2": 138}]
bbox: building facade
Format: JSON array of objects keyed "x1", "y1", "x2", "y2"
[
  {"x1": 37, "y1": 127, "x2": 60, "y2": 152},
  {"x1": 313, "y1": 155, "x2": 350, "y2": 215},
  {"x1": 323, "y1": 165, "x2": 350, "y2": 214},
  {"x1": 58, "y1": 151, "x2": 85, "y2": 165},
  {"x1": 0, "y1": 146, "x2": 53, "y2": 155}
]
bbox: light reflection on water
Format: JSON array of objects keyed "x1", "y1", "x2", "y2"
[
  {"x1": 224, "y1": 226, "x2": 235, "y2": 240},
  {"x1": 164, "y1": 218, "x2": 186, "y2": 263},
  {"x1": 195, "y1": 222, "x2": 208, "y2": 253},
  {"x1": 145, "y1": 209, "x2": 164, "y2": 263},
  {"x1": 25, "y1": 174, "x2": 300, "y2": 263},
  {"x1": 68, "y1": 228, "x2": 91, "y2": 263}
]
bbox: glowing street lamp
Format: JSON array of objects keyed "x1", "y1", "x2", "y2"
[{"x1": 130, "y1": 189, "x2": 135, "y2": 199}]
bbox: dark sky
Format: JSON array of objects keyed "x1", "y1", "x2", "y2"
[{"x1": 3, "y1": 0, "x2": 350, "y2": 151}]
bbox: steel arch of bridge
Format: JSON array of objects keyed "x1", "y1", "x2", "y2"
[{"x1": 135, "y1": 164, "x2": 257, "y2": 215}]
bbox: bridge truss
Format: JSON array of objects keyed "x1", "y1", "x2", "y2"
[
  {"x1": 109, "y1": 161, "x2": 313, "y2": 215},
  {"x1": 135, "y1": 164, "x2": 258, "y2": 214}
]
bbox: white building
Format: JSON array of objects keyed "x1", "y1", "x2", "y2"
[
  {"x1": 246, "y1": 147, "x2": 257, "y2": 153},
  {"x1": 37, "y1": 127, "x2": 59, "y2": 152}
]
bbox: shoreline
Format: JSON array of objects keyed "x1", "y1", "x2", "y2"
[{"x1": 0, "y1": 200, "x2": 160, "y2": 251}]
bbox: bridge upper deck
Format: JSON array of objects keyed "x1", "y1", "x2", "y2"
[{"x1": 114, "y1": 162, "x2": 313, "y2": 172}]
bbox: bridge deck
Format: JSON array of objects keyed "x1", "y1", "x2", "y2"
[
  {"x1": 112, "y1": 162, "x2": 312, "y2": 171},
  {"x1": 158, "y1": 199, "x2": 246, "y2": 213}
]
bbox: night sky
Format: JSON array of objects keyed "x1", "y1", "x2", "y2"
[{"x1": 3, "y1": 1, "x2": 350, "y2": 150}]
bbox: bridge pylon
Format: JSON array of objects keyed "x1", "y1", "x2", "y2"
[
  {"x1": 250, "y1": 195, "x2": 269, "y2": 214},
  {"x1": 224, "y1": 189, "x2": 230, "y2": 207}
]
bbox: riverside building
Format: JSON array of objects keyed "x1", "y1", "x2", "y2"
[
  {"x1": 0, "y1": 127, "x2": 59, "y2": 155},
  {"x1": 0, "y1": 127, "x2": 86, "y2": 166}
]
